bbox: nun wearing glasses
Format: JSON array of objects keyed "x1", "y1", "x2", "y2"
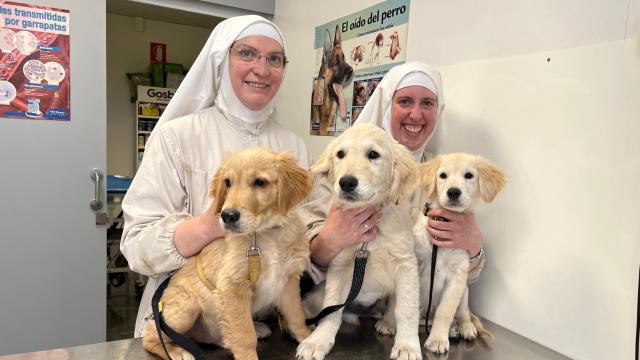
[{"x1": 120, "y1": 15, "x2": 312, "y2": 338}]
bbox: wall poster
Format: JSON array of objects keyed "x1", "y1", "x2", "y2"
[
  {"x1": 310, "y1": 0, "x2": 409, "y2": 136},
  {"x1": 0, "y1": 1, "x2": 70, "y2": 121}
]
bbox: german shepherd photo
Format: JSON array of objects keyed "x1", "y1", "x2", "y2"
[{"x1": 311, "y1": 24, "x2": 353, "y2": 136}]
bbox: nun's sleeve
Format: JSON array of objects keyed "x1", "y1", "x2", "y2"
[
  {"x1": 120, "y1": 126, "x2": 190, "y2": 277},
  {"x1": 299, "y1": 175, "x2": 333, "y2": 283}
]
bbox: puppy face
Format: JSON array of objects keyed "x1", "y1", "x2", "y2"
[
  {"x1": 312, "y1": 123, "x2": 418, "y2": 208},
  {"x1": 210, "y1": 147, "x2": 312, "y2": 234},
  {"x1": 419, "y1": 152, "x2": 506, "y2": 212}
]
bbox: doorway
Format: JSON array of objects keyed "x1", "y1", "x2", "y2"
[{"x1": 105, "y1": 0, "x2": 220, "y2": 340}]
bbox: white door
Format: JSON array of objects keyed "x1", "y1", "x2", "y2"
[{"x1": 0, "y1": 0, "x2": 106, "y2": 355}]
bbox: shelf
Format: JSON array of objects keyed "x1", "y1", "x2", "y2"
[{"x1": 137, "y1": 86, "x2": 175, "y2": 171}]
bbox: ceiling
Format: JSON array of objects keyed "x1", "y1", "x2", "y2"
[{"x1": 107, "y1": 0, "x2": 224, "y2": 29}]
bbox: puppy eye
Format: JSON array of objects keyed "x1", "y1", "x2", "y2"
[
  {"x1": 368, "y1": 150, "x2": 380, "y2": 160},
  {"x1": 254, "y1": 178, "x2": 267, "y2": 187},
  {"x1": 224, "y1": 179, "x2": 231, "y2": 188},
  {"x1": 439, "y1": 172, "x2": 447, "y2": 179},
  {"x1": 464, "y1": 172, "x2": 474, "y2": 179},
  {"x1": 336, "y1": 150, "x2": 345, "y2": 159}
]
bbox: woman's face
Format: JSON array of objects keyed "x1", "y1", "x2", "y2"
[
  {"x1": 229, "y1": 35, "x2": 285, "y2": 110},
  {"x1": 390, "y1": 85, "x2": 438, "y2": 151}
]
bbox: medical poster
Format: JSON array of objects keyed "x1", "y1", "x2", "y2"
[
  {"x1": 310, "y1": 0, "x2": 409, "y2": 136},
  {"x1": 0, "y1": 1, "x2": 70, "y2": 121}
]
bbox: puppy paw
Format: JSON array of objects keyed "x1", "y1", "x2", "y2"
[
  {"x1": 296, "y1": 334, "x2": 334, "y2": 360},
  {"x1": 425, "y1": 332, "x2": 449, "y2": 354},
  {"x1": 168, "y1": 347, "x2": 196, "y2": 360},
  {"x1": 374, "y1": 319, "x2": 396, "y2": 336},
  {"x1": 448, "y1": 322, "x2": 459, "y2": 339},
  {"x1": 390, "y1": 338, "x2": 423, "y2": 360},
  {"x1": 458, "y1": 321, "x2": 477, "y2": 341},
  {"x1": 253, "y1": 321, "x2": 272, "y2": 339}
]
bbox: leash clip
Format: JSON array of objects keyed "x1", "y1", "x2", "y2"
[
  {"x1": 246, "y1": 246, "x2": 261, "y2": 257},
  {"x1": 355, "y1": 242, "x2": 369, "y2": 259}
]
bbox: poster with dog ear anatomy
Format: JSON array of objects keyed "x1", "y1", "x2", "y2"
[
  {"x1": 310, "y1": 0, "x2": 409, "y2": 136},
  {"x1": 0, "y1": 1, "x2": 70, "y2": 121}
]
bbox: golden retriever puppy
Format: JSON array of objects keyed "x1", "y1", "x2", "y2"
[
  {"x1": 296, "y1": 123, "x2": 422, "y2": 360},
  {"x1": 414, "y1": 153, "x2": 506, "y2": 353},
  {"x1": 143, "y1": 147, "x2": 313, "y2": 360}
]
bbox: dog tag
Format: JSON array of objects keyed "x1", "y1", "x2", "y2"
[{"x1": 247, "y1": 247, "x2": 261, "y2": 286}]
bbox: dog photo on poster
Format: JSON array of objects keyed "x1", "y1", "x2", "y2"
[
  {"x1": 310, "y1": 0, "x2": 409, "y2": 136},
  {"x1": 0, "y1": 1, "x2": 70, "y2": 121}
]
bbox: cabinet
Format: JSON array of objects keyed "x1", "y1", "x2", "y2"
[{"x1": 135, "y1": 85, "x2": 175, "y2": 169}]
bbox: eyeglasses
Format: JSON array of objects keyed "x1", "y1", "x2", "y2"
[{"x1": 229, "y1": 46, "x2": 288, "y2": 69}]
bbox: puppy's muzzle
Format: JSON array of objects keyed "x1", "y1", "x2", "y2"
[
  {"x1": 447, "y1": 187, "x2": 462, "y2": 201},
  {"x1": 221, "y1": 208, "x2": 241, "y2": 226},
  {"x1": 339, "y1": 175, "x2": 358, "y2": 192},
  {"x1": 339, "y1": 175, "x2": 360, "y2": 201}
]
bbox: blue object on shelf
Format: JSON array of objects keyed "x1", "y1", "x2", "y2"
[{"x1": 107, "y1": 175, "x2": 133, "y2": 194}]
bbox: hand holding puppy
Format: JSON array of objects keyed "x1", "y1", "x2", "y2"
[
  {"x1": 426, "y1": 208, "x2": 482, "y2": 258},
  {"x1": 310, "y1": 205, "x2": 380, "y2": 267}
]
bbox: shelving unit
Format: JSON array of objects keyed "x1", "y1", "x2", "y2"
[{"x1": 135, "y1": 85, "x2": 175, "y2": 170}]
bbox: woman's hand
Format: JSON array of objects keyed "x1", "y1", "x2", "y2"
[
  {"x1": 310, "y1": 205, "x2": 381, "y2": 267},
  {"x1": 174, "y1": 202, "x2": 226, "y2": 258},
  {"x1": 425, "y1": 208, "x2": 482, "y2": 258}
]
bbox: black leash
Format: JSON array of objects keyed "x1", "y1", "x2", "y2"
[
  {"x1": 306, "y1": 246, "x2": 369, "y2": 326},
  {"x1": 423, "y1": 202, "x2": 462, "y2": 342},
  {"x1": 424, "y1": 202, "x2": 444, "y2": 335},
  {"x1": 635, "y1": 266, "x2": 639, "y2": 360},
  {"x1": 426, "y1": 243, "x2": 438, "y2": 334},
  {"x1": 151, "y1": 276, "x2": 206, "y2": 360}
]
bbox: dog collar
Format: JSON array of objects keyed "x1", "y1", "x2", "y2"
[{"x1": 247, "y1": 232, "x2": 261, "y2": 286}]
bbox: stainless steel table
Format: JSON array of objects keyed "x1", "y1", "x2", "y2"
[{"x1": 0, "y1": 318, "x2": 571, "y2": 360}]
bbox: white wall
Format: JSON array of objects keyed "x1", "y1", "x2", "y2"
[
  {"x1": 107, "y1": 13, "x2": 214, "y2": 176},
  {"x1": 274, "y1": 1, "x2": 640, "y2": 359}
]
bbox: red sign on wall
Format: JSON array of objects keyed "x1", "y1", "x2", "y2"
[{"x1": 150, "y1": 42, "x2": 166, "y2": 64}]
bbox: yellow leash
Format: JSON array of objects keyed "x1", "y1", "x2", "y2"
[{"x1": 196, "y1": 253, "x2": 215, "y2": 290}]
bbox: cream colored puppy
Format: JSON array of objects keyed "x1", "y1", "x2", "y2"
[
  {"x1": 296, "y1": 123, "x2": 422, "y2": 360},
  {"x1": 414, "y1": 153, "x2": 506, "y2": 353}
]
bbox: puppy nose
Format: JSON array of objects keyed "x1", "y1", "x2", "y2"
[
  {"x1": 221, "y1": 209, "x2": 241, "y2": 224},
  {"x1": 447, "y1": 188, "x2": 462, "y2": 200},
  {"x1": 339, "y1": 176, "x2": 358, "y2": 193}
]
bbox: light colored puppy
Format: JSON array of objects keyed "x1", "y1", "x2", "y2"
[
  {"x1": 296, "y1": 123, "x2": 422, "y2": 360},
  {"x1": 143, "y1": 147, "x2": 313, "y2": 360},
  {"x1": 414, "y1": 152, "x2": 506, "y2": 353}
]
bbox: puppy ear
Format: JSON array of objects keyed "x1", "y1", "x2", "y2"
[
  {"x1": 277, "y1": 152, "x2": 313, "y2": 214},
  {"x1": 419, "y1": 157, "x2": 440, "y2": 201},
  {"x1": 310, "y1": 141, "x2": 335, "y2": 178},
  {"x1": 389, "y1": 142, "x2": 419, "y2": 203},
  {"x1": 477, "y1": 157, "x2": 507, "y2": 203},
  {"x1": 209, "y1": 166, "x2": 228, "y2": 215}
]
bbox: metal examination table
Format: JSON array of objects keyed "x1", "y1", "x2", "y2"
[{"x1": 0, "y1": 318, "x2": 571, "y2": 359}]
